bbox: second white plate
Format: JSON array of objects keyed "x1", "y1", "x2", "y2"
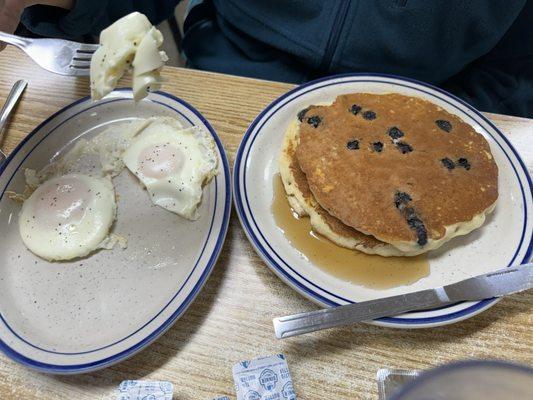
[{"x1": 234, "y1": 74, "x2": 532, "y2": 328}]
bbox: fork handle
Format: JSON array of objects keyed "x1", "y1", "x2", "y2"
[{"x1": 0, "y1": 31, "x2": 29, "y2": 49}]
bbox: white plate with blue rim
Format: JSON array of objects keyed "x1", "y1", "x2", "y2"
[
  {"x1": 234, "y1": 73, "x2": 532, "y2": 328},
  {"x1": 0, "y1": 89, "x2": 231, "y2": 373}
]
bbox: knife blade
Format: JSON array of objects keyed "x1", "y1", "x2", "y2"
[{"x1": 273, "y1": 263, "x2": 532, "y2": 339}]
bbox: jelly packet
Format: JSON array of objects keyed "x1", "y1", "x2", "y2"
[
  {"x1": 233, "y1": 354, "x2": 296, "y2": 400},
  {"x1": 116, "y1": 380, "x2": 173, "y2": 400}
]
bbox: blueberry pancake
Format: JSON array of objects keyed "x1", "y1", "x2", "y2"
[
  {"x1": 280, "y1": 119, "x2": 407, "y2": 256},
  {"x1": 295, "y1": 93, "x2": 498, "y2": 254}
]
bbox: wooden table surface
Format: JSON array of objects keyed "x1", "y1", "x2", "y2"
[{"x1": 0, "y1": 46, "x2": 531, "y2": 399}]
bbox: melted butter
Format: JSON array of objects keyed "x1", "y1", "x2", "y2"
[{"x1": 272, "y1": 175, "x2": 429, "y2": 289}]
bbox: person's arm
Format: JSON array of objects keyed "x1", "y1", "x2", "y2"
[
  {"x1": 0, "y1": 1, "x2": 72, "y2": 50},
  {"x1": 0, "y1": 0, "x2": 72, "y2": 33},
  {"x1": 20, "y1": 0, "x2": 180, "y2": 39}
]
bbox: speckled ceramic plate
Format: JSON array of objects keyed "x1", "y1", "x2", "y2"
[
  {"x1": 234, "y1": 73, "x2": 532, "y2": 328},
  {"x1": 0, "y1": 89, "x2": 231, "y2": 373}
]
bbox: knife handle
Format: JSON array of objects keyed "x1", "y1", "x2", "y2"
[
  {"x1": 273, "y1": 288, "x2": 450, "y2": 339},
  {"x1": 0, "y1": 79, "x2": 27, "y2": 164}
]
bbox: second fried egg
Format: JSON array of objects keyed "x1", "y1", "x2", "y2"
[{"x1": 122, "y1": 118, "x2": 217, "y2": 219}]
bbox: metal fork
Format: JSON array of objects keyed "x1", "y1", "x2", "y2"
[{"x1": 0, "y1": 31, "x2": 98, "y2": 76}]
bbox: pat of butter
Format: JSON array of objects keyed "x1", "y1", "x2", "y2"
[{"x1": 90, "y1": 12, "x2": 168, "y2": 102}]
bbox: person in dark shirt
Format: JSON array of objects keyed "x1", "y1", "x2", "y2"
[{"x1": 1, "y1": 0, "x2": 532, "y2": 117}]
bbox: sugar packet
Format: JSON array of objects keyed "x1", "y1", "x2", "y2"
[
  {"x1": 233, "y1": 354, "x2": 296, "y2": 400},
  {"x1": 116, "y1": 380, "x2": 173, "y2": 400}
]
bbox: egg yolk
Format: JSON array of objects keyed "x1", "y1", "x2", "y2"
[
  {"x1": 137, "y1": 143, "x2": 184, "y2": 179},
  {"x1": 32, "y1": 176, "x2": 91, "y2": 229}
]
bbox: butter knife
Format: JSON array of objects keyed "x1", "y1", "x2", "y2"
[
  {"x1": 0, "y1": 79, "x2": 27, "y2": 164},
  {"x1": 273, "y1": 263, "x2": 533, "y2": 339}
]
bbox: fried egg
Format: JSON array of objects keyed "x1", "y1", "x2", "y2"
[
  {"x1": 122, "y1": 118, "x2": 218, "y2": 219},
  {"x1": 19, "y1": 174, "x2": 117, "y2": 261},
  {"x1": 90, "y1": 12, "x2": 168, "y2": 101},
  {"x1": 132, "y1": 27, "x2": 168, "y2": 101}
]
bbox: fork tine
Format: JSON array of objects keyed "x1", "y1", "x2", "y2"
[
  {"x1": 76, "y1": 43, "x2": 100, "y2": 53},
  {"x1": 67, "y1": 68, "x2": 91, "y2": 77},
  {"x1": 72, "y1": 55, "x2": 93, "y2": 62},
  {"x1": 75, "y1": 50, "x2": 95, "y2": 57},
  {"x1": 70, "y1": 59, "x2": 92, "y2": 68}
]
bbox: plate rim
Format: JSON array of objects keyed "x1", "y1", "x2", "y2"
[
  {"x1": 233, "y1": 72, "x2": 532, "y2": 328},
  {"x1": 0, "y1": 89, "x2": 232, "y2": 373}
]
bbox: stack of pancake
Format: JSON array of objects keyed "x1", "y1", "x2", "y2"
[{"x1": 279, "y1": 93, "x2": 498, "y2": 257}]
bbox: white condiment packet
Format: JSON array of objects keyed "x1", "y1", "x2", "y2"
[
  {"x1": 116, "y1": 380, "x2": 173, "y2": 400},
  {"x1": 376, "y1": 369, "x2": 420, "y2": 400},
  {"x1": 233, "y1": 354, "x2": 297, "y2": 400}
]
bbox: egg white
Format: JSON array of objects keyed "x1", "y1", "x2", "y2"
[
  {"x1": 132, "y1": 27, "x2": 169, "y2": 101},
  {"x1": 19, "y1": 174, "x2": 117, "y2": 261},
  {"x1": 90, "y1": 12, "x2": 168, "y2": 102},
  {"x1": 122, "y1": 118, "x2": 217, "y2": 219}
]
